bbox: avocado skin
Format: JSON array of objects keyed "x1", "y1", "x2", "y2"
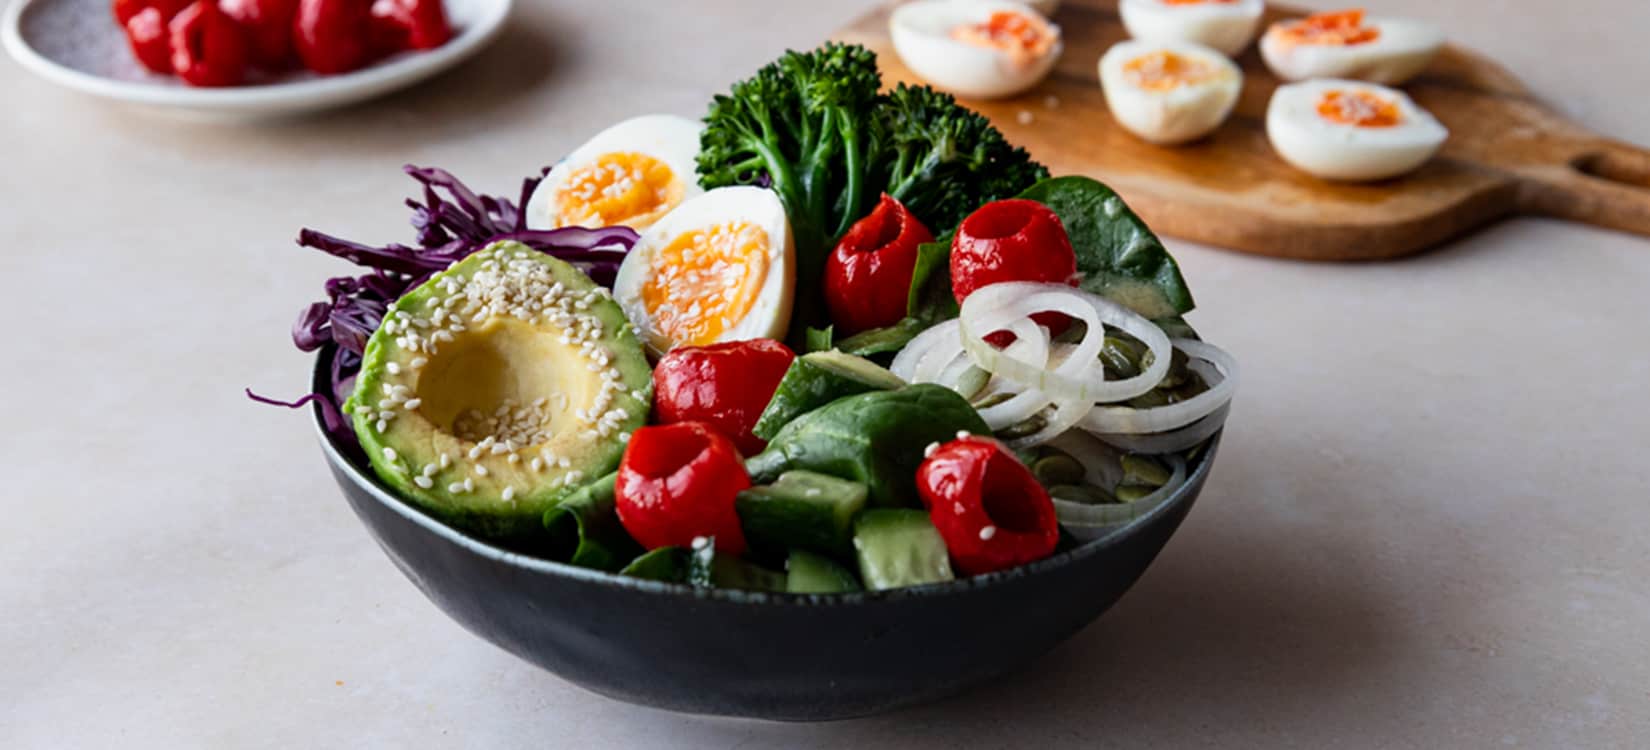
[{"x1": 347, "y1": 243, "x2": 652, "y2": 544}]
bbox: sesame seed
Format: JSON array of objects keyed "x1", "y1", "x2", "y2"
[
  {"x1": 411, "y1": 357, "x2": 428, "y2": 369},
  {"x1": 386, "y1": 362, "x2": 402, "y2": 375},
  {"x1": 448, "y1": 482, "x2": 467, "y2": 493},
  {"x1": 1016, "y1": 110, "x2": 1033, "y2": 125},
  {"x1": 439, "y1": 454, "x2": 452, "y2": 469},
  {"x1": 956, "y1": 430, "x2": 972, "y2": 439},
  {"x1": 691, "y1": 536, "x2": 710, "y2": 551},
  {"x1": 375, "y1": 419, "x2": 388, "y2": 432},
  {"x1": 924, "y1": 442, "x2": 940, "y2": 458},
  {"x1": 502, "y1": 487, "x2": 516, "y2": 502},
  {"x1": 979, "y1": 526, "x2": 997, "y2": 541},
  {"x1": 422, "y1": 463, "x2": 437, "y2": 477},
  {"x1": 463, "y1": 478, "x2": 475, "y2": 492},
  {"x1": 475, "y1": 465, "x2": 489, "y2": 477},
  {"x1": 558, "y1": 457, "x2": 571, "y2": 469},
  {"x1": 403, "y1": 398, "x2": 422, "y2": 411},
  {"x1": 414, "y1": 476, "x2": 434, "y2": 489},
  {"x1": 382, "y1": 447, "x2": 398, "y2": 461}
]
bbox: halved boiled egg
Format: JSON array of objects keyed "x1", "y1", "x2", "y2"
[
  {"x1": 891, "y1": 0, "x2": 1063, "y2": 99},
  {"x1": 613, "y1": 187, "x2": 795, "y2": 355},
  {"x1": 525, "y1": 115, "x2": 705, "y2": 232},
  {"x1": 1118, "y1": 0, "x2": 1265, "y2": 57},
  {"x1": 1266, "y1": 79, "x2": 1447, "y2": 181},
  {"x1": 1259, "y1": 9, "x2": 1443, "y2": 85},
  {"x1": 1099, "y1": 40, "x2": 1242, "y2": 144}
]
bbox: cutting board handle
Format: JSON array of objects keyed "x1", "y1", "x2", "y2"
[{"x1": 1513, "y1": 138, "x2": 1650, "y2": 238}]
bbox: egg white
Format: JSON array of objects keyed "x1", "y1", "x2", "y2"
[
  {"x1": 1099, "y1": 39, "x2": 1243, "y2": 145},
  {"x1": 1259, "y1": 17, "x2": 1444, "y2": 85},
  {"x1": 891, "y1": 0, "x2": 1064, "y2": 100},
  {"x1": 1118, "y1": 0, "x2": 1265, "y2": 57},
  {"x1": 524, "y1": 114, "x2": 705, "y2": 232},
  {"x1": 612, "y1": 186, "x2": 795, "y2": 355},
  {"x1": 1266, "y1": 79, "x2": 1448, "y2": 181}
]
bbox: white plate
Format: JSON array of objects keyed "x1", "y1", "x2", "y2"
[{"x1": 2, "y1": 0, "x2": 512, "y2": 117}]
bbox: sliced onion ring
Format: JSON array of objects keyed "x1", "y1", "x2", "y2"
[
  {"x1": 1054, "y1": 454, "x2": 1187, "y2": 540},
  {"x1": 1090, "y1": 403, "x2": 1230, "y2": 454},
  {"x1": 1079, "y1": 338, "x2": 1238, "y2": 435},
  {"x1": 959, "y1": 282, "x2": 1171, "y2": 404}
]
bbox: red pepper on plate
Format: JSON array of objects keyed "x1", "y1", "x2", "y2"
[
  {"x1": 169, "y1": 0, "x2": 249, "y2": 87},
  {"x1": 220, "y1": 0, "x2": 300, "y2": 71},
  {"x1": 823, "y1": 194, "x2": 933, "y2": 335},
  {"x1": 651, "y1": 338, "x2": 796, "y2": 456},
  {"x1": 615, "y1": 422, "x2": 750, "y2": 556},
  {"x1": 949, "y1": 198, "x2": 1078, "y2": 343},
  {"x1": 368, "y1": 0, "x2": 453, "y2": 52},
  {"x1": 293, "y1": 0, "x2": 373, "y2": 74},
  {"x1": 917, "y1": 435, "x2": 1060, "y2": 576},
  {"x1": 123, "y1": 7, "x2": 175, "y2": 73},
  {"x1": 112, "y1": 0, "x2": 189, "y2": 25}
]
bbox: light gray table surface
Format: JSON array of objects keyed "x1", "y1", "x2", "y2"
[{"x1": 3, "y1": 0, "x2": 1647, "y2": 747}]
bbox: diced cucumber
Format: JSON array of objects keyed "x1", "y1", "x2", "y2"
[
  {"x1": 542, "y1": 473, "x2": 640, "y2": 572},
  {"x1": 852, "y1": 509, "x2": 954, "y2": 591},
  {"x1": 1120, "y1": 454, "x2": 1171, "y2": 487},
  {"x1": 786, "y1": 549, "x2": 862, "y2": 593},
  {"x1": 736, "y1": 470, "x2": 869, "y2": 557},
  {"x1": 752, "y1": 350, "x2": 905, "y2": 440},
  {"x1": 686, "y1": 538, "x2": 787, "y2": 591},
  {"x1": 619, "y1": 547, "x2": 689, "y2": 583}
]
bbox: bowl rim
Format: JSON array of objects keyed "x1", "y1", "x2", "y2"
[{"x1": 311, "y1": 348, "x2": 1219, "y2": 607}]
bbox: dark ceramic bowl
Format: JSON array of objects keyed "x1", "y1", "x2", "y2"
[{"x1": 313, "y1": 354, "x2": 1219, "y2": 721}]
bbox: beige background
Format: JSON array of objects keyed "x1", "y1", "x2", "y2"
[{"x1": 3, "y1": 0, "x2": 1648, "y2": 747}]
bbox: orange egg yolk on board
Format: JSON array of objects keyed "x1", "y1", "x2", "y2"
[
  {"x1": 1123, "y1": 50, "x2": 1219, "y2": 91},
  {"x1": 1316, "y1": 89, "x2": 1403, "y2": 127},
  {"x1": 951, "y1": 11, "x2": 1057, "y2": 66},
  {"x1": 554, "y1": 152, "x2": 683, "y2": 229},
  {"x1": 1276, "y1": 9, "x2": 1380, "y2": 47},
  {"x1": 640, "y1": 221, "x2": 770, "y2": 347}
]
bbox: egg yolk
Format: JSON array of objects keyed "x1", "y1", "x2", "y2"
[
  {"x1": 640, "y1": 221, "x2": 770, "y2": 347},
  {"x1": 554, "y1": 152, "x2": 683, "y2": 230},
  {"x1": 952, "y1": 11, "x2": 1057, "y2": 67},
  {"x1": 1316, "y1": 89, "x2": 1403, "y2": 127},
  {"x1": 1123, "y1": 50, "x2": 1219, "y2": 91},
  {"x1": 1274, "y1": 9, "x2": 1380, "y2": 47}
]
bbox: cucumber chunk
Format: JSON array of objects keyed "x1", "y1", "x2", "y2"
[
  {"x1": 542, "y1": 473, "x2": 640, "y2": 572},
  {"x1": 686, "y1": 538, "x2": 787, "y2": 591},
  {"x1": 753, "y1": 350, "x2": 905, "y2": 440},
  {"x1": 736, "y1": 470, "x2": 869, "y2": 557},
  {"x1": 852, "y1": 509, "x2": 955, "y2": 591},
  {"x1": 786, "y1": 549, "x2": 862, "y2": 593},
  {"x1": 619, "y1": 547, "x2": 689, "y2": 583}
]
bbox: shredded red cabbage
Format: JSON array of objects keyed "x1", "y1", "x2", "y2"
[{"x1": 259, "y1": 164, "x2": 640, "y2": 449}]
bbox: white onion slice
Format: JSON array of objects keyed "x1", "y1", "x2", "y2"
[
  {"x1": 1079, "y1": 338, "x2": 1238, "y2": 435},
  {"x1": 890, "y1": 319, "x2": 959, "y2": 383},
  {"x1": 1091, "y1": 403, "x2": 1230, "y2": 454},
  {"x1": 1047, "y1": 430, "x2": 1123, "y2": 488},
  {"x1": 959, "y1": 282, "x2": 1171, "y2": 404},
  {"x1": 1055, "y1": 454, "x2": 1187, "y2": 540}
]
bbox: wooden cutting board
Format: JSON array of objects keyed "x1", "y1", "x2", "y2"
[{"x1": 834, "y1": 0, "x2": 1650, "y2": 261}]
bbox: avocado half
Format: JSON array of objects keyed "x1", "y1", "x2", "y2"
[{"x1": 346, "y1": 241, "x2": 652, "y2": 542}]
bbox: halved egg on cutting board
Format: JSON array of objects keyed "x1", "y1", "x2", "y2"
[
  {"x1": 1099, "y1": 39, "x2": 1243, "y2": 145},
  {"x1": 525, "y1": 115, "x2": 705, "y2": 232},
  {"x1": 890, "y1": 0, "x2": 1063, "y2": 99},
  {"x1": 1118, "y1": 0, "x2": 1265, "y2": 57},
  {"x1": 613, "y1": 186, "x2": 795, "y2": 355},
  {"x1": 1259, "y1": 9, "x2": 1443, "y2": 85},
  {"x1": 1266, "y1": 79, "x2": 1448, "y2": 181}
]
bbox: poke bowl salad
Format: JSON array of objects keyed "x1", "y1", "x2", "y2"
[{"x1": 262, "y1": 42, "x2": 1239, "y2": 595}]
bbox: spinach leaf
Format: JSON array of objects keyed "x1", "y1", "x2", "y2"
[
  {"x1": 744, "y1": 385, "x2": 989, "y2": 508},
  {"x1": 1015, "y1": 176, "x2": 1194, "y2": 318}
]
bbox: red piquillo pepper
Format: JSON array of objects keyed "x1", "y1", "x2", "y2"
[
  {"x1": 916, "y1": 435, "x2": 1059, "y2": 575},
  {"x1": 949, "y1": 199, "x2": 1078, "y2": 342},
  {"x1": 220, "y1": 0, "x2": 300, "y2": 71},
  {"x1": 123, "y1": 7, "x2": 175, "y2": 73},
  {"x1": 168, "y1": 0, "x2": 249, "y2": 87},
  {"x1": 615, "y1": 422, "x2": 750, "y2": 556},
  {"x1": 824, "y1": 194, "x2": 933, "y2": 335},
  {"x1": 369, "y1": 0, "x2": 453, "y2": 52},
  {"x1": 652, "y1": 338, "x2": 796, "y2": 456},
  {"x1": 293, "y1": 0, "x2": 372, "y2": 74}
]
